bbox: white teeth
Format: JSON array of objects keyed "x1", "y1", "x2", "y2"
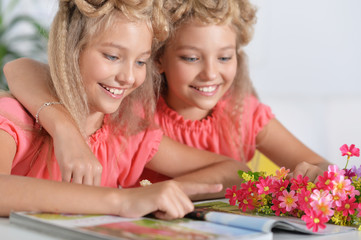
[
  {"x1": 195, "y1": 86, "x2": 217, "y2": 92},
  {"x1": 103, "y1": 85, "x2": 124, "y2": 95}
]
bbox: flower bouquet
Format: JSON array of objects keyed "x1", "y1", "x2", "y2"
[{"x1": 225, "y1": 144, "x2": 361, "y2": 232}]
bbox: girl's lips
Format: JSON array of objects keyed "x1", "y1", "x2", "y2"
[
  {"x1": 99, "y1": 83, "x2": 125, "y2": 99},
  {"x1": 190, "y1": 84, "x2": 219, "y2": 96}
]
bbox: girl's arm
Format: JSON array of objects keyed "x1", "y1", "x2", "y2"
[
  {"x1": 0, "y1": 174, "x2": 222, "y2": 218},
  {"x1": 256, "y1": 118, "x2": 330, "y2": 181},
  {"x1": 0, "y1": 127, "x2": 222, "y2": 219},
  {"x1": 146, "y1": 136, "x2": 250, "y2": 200},
  {"x1": 3, "y1": 58, "x2": 102, "y2": 186}
]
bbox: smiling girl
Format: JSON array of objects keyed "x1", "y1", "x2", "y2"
[
  {"x1": 0, "y1": 0, "x2": 246, "y2": 218},
  {"x1": 4, "y1": 0, "x2": 328, "y2": 191},
  {"x1": 145, "y1": 0, "x2": 330, "y2": 182},
  {"x1": 141, "y1": 0, "x2": 330, "y2": 183}
]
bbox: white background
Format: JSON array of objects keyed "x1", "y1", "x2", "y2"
[
  {"x1": 3, "y1": 0, "x2": 361, "y2": 167},
  {"x1": 246, "y1": 0, "x2": 361, "y2": 167}
]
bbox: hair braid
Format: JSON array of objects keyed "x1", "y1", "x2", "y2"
[{"x1": 48, "y1": 1, "x2": 88, "y2": 133}]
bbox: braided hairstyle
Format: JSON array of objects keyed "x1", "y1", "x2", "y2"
[
  {"x1": 48, "y1": 0, "x2": 169, "y2": 136},
  {"x1": 158, "y1": 0, "x2": 258, "y2": 162}
]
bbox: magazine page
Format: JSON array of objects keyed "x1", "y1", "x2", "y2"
[
  {"x1": 193, "y1": 200, "x2": 356, "y2": 235},
  {"x1": 10, "y1": 212, "x2": 272, "y2": 240}
]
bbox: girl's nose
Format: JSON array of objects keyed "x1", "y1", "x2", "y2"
[
  {"x1": 116, "y1": 63, "x2": 135, "y2": 86},
  {"x1": 200, "y1": 59, "x2": 217, "y2": 81}
]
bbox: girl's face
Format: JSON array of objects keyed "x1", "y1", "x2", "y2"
[
  {"x1": 159, "y1": 21, "x2": 237, "y2": 120},
  {"x1": 79, "y1": 17, "x2": 152, "y2": 115}
]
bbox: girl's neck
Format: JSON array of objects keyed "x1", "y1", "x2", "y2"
[{"x1": 84, "y1": 112, "x2": 105, "y2": 137}]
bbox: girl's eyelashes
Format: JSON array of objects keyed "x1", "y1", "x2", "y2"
[
  {"x1": 219, "y1": 56, "x2": 232, "y2": 62},
  {"x1": 104, "y1": 53, "x2": 118, "y2": 61},
  {"x1": 103, "y1": 53, "x2": 148, "y2": 67},
  {"x1": 135, "y1": 59, "x2": 148, "y2": 67},
  {"x1": 180, "y1": 56, "x2": 199, "y2": 62},
  {"x1": 179, "y1": 55, "x2": 233, "y2": 63}
]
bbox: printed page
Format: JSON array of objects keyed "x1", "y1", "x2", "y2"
[{"x1": 10, "y1": 212, "x2": 272, "y2": 240}]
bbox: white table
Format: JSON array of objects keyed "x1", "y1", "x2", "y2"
[{"x1": 2, "y1": 217, "x2": 361, "y2": 240}]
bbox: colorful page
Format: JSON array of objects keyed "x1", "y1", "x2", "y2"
[{"x1": 10, "y1": 212, "x2": 272, "y2": 240}]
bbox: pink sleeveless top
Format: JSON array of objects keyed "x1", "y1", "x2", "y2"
[
  {"x1": 0, "y1": 97, "x2": 162, "y2": 188},
  {"x1": 139, "y1": 95, "x2": 274, "y2": 183}
]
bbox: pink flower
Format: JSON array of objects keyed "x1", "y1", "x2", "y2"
[
  {"x1": 332, "y1": 175, "x2": 352, "y2": 196},
  {"x1": 238, "y1": 193, "x2": 255, "y2": 212},
  {"x1": 256, "y1": 176, "x2": 274, "y2": 195},
  {"x1": 278, "y1": 190, "x2": 298, "y2": 212},
  {"x1": 328, "y1": 165, "x2": 345, "y2": 178},
  {"x1": 310, "y1": 200, "x2": 334, "y2": 217},
  {"x1": 225, "y1": 185, "x2": 240, "y2": 206},
  {"x1": 240, "y1": 180, "x2": 257, "y2": 194},
  {"x1": 273, "y1": 179, "x2": 289, "y2": 197},
  {"x1": 275, "y1": 167, "x2": 290, "y2": 180},
  {"x1": 310, "y1": 189, "x2": 333, "y2": 204},
  {"x1": 340, "y1": 144, "x2": 360, "y2": 158},
  {"x1": 336, "y1": 197, "x2": 358, "y2": 216},
  {"x1": 297, "y1": 188, "x2": 312, "y2": 211},
  {"x1": 309, "y1": 190, "x2": 334, "y2": 217},
  {"x1": 331, "y1": 192, "x2": 347, "y2": 208},
  {"x1": 344, "y1": 184, "x2": 360, "y2": 199},
  {"x1": 290, "y1": 175, "x2": 309, "y2": 192},
  {"x1": 271, "y1": 199, "x2": 286, "y2": 216},
  {"x1": 301, "y1": 209, "x2": 328, "y2": 232},
  {"x1": 316, "y1": 171, "x2": 335, "y2": 191}
]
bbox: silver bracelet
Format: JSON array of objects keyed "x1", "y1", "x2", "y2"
[{"x1": 35, "y1": 101, "x2": 62, "y2": 124}]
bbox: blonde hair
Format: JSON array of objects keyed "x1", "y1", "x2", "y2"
[
  {"x1": 158, "y1": 0, "x2": 258, "y2": 161},
  {"x1": 48, "y1": 0, "x2": 169, "y2": 136}
]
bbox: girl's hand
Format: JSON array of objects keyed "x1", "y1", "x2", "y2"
[
  {"x1": 53, "y1": 126, "x2": 103, "y2": 186},
  {"x1": 119, "y1": 181, "x2": 222, "y2": 220},
  {"x1": 287, "y1": 161, "x2": 324, "y2": 182}
]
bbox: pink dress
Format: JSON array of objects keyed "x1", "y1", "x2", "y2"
[
  {"x1": 0, "y1": 97, "x2": 162, "y2": 188},
  {"x1": 139, "y1": 95, "x2": 275, "y2": 183}
]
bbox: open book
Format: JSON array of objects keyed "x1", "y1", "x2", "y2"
[
  {"x1": 9, "y1": 199, "x2": 355, "y2": 240},
  {"x1": 189, "y1": 199, "x2": 356, "y2": 235}
]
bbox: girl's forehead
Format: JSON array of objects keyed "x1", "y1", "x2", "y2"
[
  {"x1": 170, "y1": 22, "x2": 236, "y2": 45},
  {"x1": 88, "y1": 18, "x2": 152, "y2": 45}
]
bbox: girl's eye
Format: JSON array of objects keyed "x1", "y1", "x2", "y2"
[
  {"x1": 136, "y1": 60, "x2": 147, "y2": 67},
  {"x1": 104, "y1": 54, "x2": 118, "y2": 61},
  {"x1": 181, "y1": 56, "x2": 198, "y2": 62},
  {"x1": 219, "y1": 56, "x2": 232, "y2": 62}
]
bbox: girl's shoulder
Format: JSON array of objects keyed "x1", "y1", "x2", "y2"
[
  {"x1": 241, "y1": 95, "x2": 274, "y2": 118},
  {"x1": 0, "y1": 96, "x2": 38, "y2": 148},
  {"x1": 0, "y1": 97, "x2": 35, "y2": 126}
]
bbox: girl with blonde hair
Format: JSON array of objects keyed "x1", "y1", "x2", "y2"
[
  {"x1": 4, "y1": 0, "x2": 329, "y2": 189},
  {"x1": 142, "y1": 0, "x2": 330, "y2": 182},
  {"x1": 0, "y1": 0, "x2": 246, "y2": 218}
]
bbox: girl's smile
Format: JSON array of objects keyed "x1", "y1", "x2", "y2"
[
  {"x1": 99, "y1": 83, "x2": 125, "y2": 99},
  {"x1": 190, "y1": 84, "x2": 220, "y2": 96}
]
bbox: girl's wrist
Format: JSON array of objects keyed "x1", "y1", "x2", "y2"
[
  {"x1": 103, "y1": 188, "x2": 125, "y2": 216},
  {"x1": 37, "y1": 103, "x2": 78, "y2": 137}
]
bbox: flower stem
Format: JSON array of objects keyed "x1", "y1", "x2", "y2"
[{"x1": 344, "y1": 156, "x2": 350, "y2": 169}]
